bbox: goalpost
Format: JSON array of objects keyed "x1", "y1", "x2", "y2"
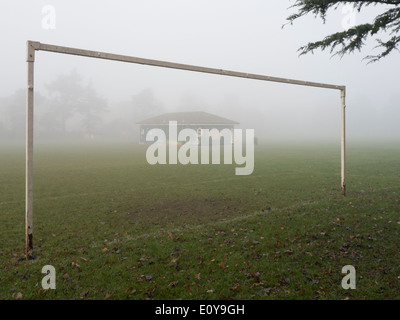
[{"x1": 25, "y1": 40, "x2": 346, "y2": 259}]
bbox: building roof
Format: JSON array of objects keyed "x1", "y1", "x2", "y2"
[{"x1": 137, "y1": 111, "x2": 239, "y2": 125}]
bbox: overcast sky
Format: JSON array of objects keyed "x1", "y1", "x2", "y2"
[{"x1": 1, "y1": 0, "x2": 399, "y2": 141}]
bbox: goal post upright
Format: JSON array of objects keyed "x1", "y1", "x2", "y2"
[
  {"x1": 25, "y1": 41, "x2": 39, "y2": 260},
  {"x1": 25, "y1": 40, "x2": 347, "y2": 259},
  {"x1": 341, "y1": 87, "x2": 346, "y2": 196}
]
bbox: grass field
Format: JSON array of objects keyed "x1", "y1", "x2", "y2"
[{"x1": 0, "y1": 141, "x2": 399, "y2": 300}]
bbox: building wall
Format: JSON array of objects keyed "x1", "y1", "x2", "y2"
[{"x1": 139, "y1": 124, "x2": 234, "y2": 145}]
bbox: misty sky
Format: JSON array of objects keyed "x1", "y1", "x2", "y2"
[{"x1": 1, "y1": 0, "x2": 399, "y2": 141}]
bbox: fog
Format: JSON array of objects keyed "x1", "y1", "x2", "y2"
[{"x1": 1, "y1": 0, "x2": 399, "y2": 144}]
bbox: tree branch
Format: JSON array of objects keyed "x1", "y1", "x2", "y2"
[{"x1": 286, "y1": 0, "x2": 400, "y2": 62}]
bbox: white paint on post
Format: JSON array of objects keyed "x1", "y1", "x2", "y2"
[
  {"x1": 26, "y1": 41, "x2": 37, "y2": 259},
  {"x1": 341, "y1": 88, "x2": 346, "y2": 196}
]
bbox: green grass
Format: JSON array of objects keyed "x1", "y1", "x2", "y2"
[{"x1": 0, "y1": 141, "x2": 399, "y2": 299}]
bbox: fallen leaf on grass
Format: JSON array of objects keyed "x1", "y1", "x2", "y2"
[
  {"x1": 13, "y1": 292, "x2": 23, "y2": 299},
  {"x1": 62, "y1": 273, "x2": 71, "y2": 280},
  {"x1": 145, "y1": 274, "x2": 153, "y2": 281},
  {"x1": 139, "y1": 255, "x2": 150, "y2": 261},
  {"x1": 168, "y1": 281, "x2": 179, "y2": 287}
]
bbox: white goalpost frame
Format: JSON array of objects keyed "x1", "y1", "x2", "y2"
[{"x1": 25, "y1": 40, "x2": 346, "y2": 259}]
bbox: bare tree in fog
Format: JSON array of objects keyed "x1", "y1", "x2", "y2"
[
  {"x1": 78, "y1": 84, "x2": 107, "y2": 137},
  {"x1": 0, "y1": 89, "x2": 26, "y2": 139},
  {"x1": 45, "y1": 70, "x2": 107, "y2": 137},
  {"x1": 132, "y1": 88, "x2": 163, "y2": 121},
  {"x1": 0, "y1": 89, "x2": 45, "y2": 140}
]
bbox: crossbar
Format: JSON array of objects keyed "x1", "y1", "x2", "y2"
[{"x1": 33, "y1": 41, "x2": 345, "y2": 91}]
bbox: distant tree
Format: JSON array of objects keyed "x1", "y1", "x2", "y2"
[
  {"x1": 132, "y1": 88, "x2": 163, "y2": 120},
  {"x1": 0, "y1": 89, "x2": 26, "y2": 137},
  {"x1": 76, "y1": 84, "x2": 107, "y2": 136},
  {"x1": 45, "y1": 70, "x2": 83, "y2": 133},
  {"x1": 286, "y1": 0, "x2": 400, "y2": 62},
  {"x1": 45, "y1": 70, "x2": 107, "y2": 135},
  {"x1": 0, "y1": 89, "x2": 45, "y2": 139}
]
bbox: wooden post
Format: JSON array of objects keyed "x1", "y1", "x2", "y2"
[
  {"x1": 341, "y1": 88, "x2": 346, "y2": 196},
  {"x1": 26, "y1": 41, "x2": 37, "y2": 259}
]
